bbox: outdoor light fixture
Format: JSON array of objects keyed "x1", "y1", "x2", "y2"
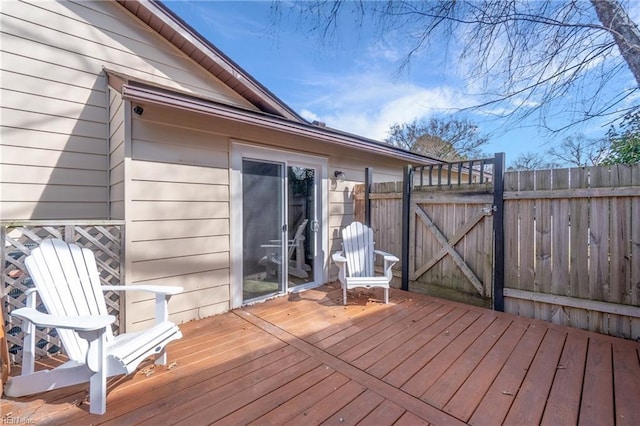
[
  {"x1": 334, "y1": 170, "x2": 346, "y2": 182},
  {"x1": 133, "y1": 105, "x2": 144, "y2": 116}
]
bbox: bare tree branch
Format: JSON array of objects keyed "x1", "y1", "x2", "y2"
[{"x1": 274, "y1": 0, "x2": 640, "y2": 131}]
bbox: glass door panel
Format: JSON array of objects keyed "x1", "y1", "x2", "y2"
[
  {"x1": 242, "y1": 159, "x2": 284, "y2": 302},
  {"x1": 287, "y1": 166, "x2": 315, "y2": 289}
]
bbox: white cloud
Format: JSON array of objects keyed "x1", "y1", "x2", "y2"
[
  {"x1": 299, "y1": 109, "x2": 321, "y2": 122},
  {"x1": 293, "y1": 70, "x2": 473, "y2": 141},
  {"x1": 365, "y1": 39, "x2": 403, "y2": 63}
]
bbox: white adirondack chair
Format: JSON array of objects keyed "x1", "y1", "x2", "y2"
[
  {"x1": 332, "y1": 221, "x2": 399, "y2": 305},
  {"x1": 4, "y1": 239, "x2": 183, "y2": 414}
]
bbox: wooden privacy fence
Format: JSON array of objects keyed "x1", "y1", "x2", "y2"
[
  {"x1": 1, "y1": 222, "x2": 124, "y2": 362},
  {"x1": 356, "y1": 161, "x2": 640, "y2": 340},
  {"x1": 503, "y1": 165, "x2": 640, "y2": 339}
]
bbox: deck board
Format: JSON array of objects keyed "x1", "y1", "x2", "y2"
[
  {"x1": 249, "y1": 372, "x2": 351, "y2": 425},
  {"x1": 503, "y1": 328, "x2": 566, "y2": 425},
  {"x1": 469, "y1": 324, "x2": 547, "y2": 425},
  {"x1": 283, "y1": 379, "x2": 367, "y2": 425},
  {"x1": 366, "y1": 305, "x2": 465, "y2": 379},
  {"x1": 541, "y1": 333, "x2": 588, "y2": 426},
  {"x1": 422, "y1": 316, "x2": 512, "y2": 408},
  {"x1": 3, "y1": 284, "x2": 640, "y2": 425},
  {"x1": 443, "y1": 319, "x2": 528, "y2": 421},
  {"x1": 384, "y1": 309, "x2": 481, "y2": 388},
  {"x1": 612, "y1": 344, "x2": 640, "y2": 425},
  {"x1": 580, "y1": 338, "x2": 615, "y2": 425},
  {"x1": 351, "y1": 303, "x2": 451, "y2": 371},
  {"x1": 323, "y1": 389, "x2": 386, "y2": 425},
  {"x1": 402, "y1": 311, "x2": 499, "y2": 398}
]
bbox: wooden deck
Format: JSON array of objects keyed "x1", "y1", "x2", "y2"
[{"x1": 3, "y1": 284, "x2": 640, "y2": 425}]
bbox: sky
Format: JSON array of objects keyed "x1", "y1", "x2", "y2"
[{"x1": 163, "y1": 0, "x2": 639, "y2": 167}]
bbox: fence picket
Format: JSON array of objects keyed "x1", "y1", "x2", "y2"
[
  {"x1": 590, "y1": 166, "x2": 610, "y2": 334},
  {"x1": 535, "y1": 170, "x2": 553, "y2": 322},
  {"x1": 632, "y1": 164, "x2": 640, "y2": 338},
  {"x1": 518, "y1": 171, "x2": 536, "y2": 318},
  {"x1": 504, "y1": 172, "x2": 520, "y2": 291},
  {"x1": 551, "y1": 168, "x2": 570, "y2": 325},
  {"x1": 568, "y1": 167, "x2": 590, "y2": 331}
]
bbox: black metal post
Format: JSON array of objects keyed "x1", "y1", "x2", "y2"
[
  {"x1": 493, "y1": 152, "x2": 506, "y2": 311},
  {"x1": 364, "y1": 167, "x2": 372, "y2": 227},
  {"x1": 401, "y1": 165, "x2": 413, "y2": 291}
]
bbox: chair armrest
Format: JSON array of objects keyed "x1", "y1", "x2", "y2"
[
  {"x1": 10, "y1": 307, "x2": 114, "y2": 331},
  {"x1": 374, "y1": 250, "x2": 399, "y2": 262},
  {"x1": 332, "y1": 252, "x2": 347, "y2": 264},
  {"x1": 260, "y1": 244, "x2": 280, "y2": 249},
  {"x1": 374, "y1": 250, "x2": 398, "y2": 281},
  {"x1": 102, "y1": 285, "x2": 183, "y2": 295},
  {"x1": 331, "y1": 251, "x2": 347, "y2": 285},
  {"x1": 103, "y1": 285, "x2": 181, "y2": 326}
]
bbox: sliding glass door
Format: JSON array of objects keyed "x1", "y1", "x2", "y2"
[
  {"x1": 286, "y1": 166, "x2": 315, "y2": 290},
  {"x1": 232, "y1": 143, "x2": 328, "y2": 307},
  {"x1": 241, "y1": 159, "x2": 285, "y2": 301}
]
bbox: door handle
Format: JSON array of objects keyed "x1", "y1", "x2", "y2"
[{"x1": 311, "y1": 220, "x2": 319, "y2": 232}]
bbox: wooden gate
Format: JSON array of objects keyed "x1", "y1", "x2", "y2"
[
  {"x1": 356, "y1": 155, "x2": 504, "y2": 308},
  {"x1": 409, "y1": 177, "x2": 496, "y2": 307}
]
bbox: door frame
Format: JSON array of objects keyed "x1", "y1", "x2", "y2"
[{"x1": 230, "y1": 141, "x2": 329, "y2": 308}]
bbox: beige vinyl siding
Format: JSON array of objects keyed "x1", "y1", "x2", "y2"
[
  {"x1": 0, "y1": 136, "x2": 109, "y2": 219},
  {"x1": 109, "y1": 87, "x2": 125, "y2": 219},
  {"x1": 125, "y1": 112, "x2": 231, "y2": 330},
  {"x1": 1, "y1": 0, "x2": 108, "y2": 220},
  {"x1": 0, "y1": 0, "x2": 256, "y2": 220},
  {"x1": 1, "y1": 1, "x2": 255, "y2": 110}
]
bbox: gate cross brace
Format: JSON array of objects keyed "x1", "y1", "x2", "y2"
[{"x1": 413, "y1": 205, "x2": 487, "y2": 296}]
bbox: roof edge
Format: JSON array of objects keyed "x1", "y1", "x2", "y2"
[
  {"x1": 120, "y1": 82, "x2": 442, "y2": 165},
  {"x1": 115, "y1": 0, "x2": 307, "y2": 122}
]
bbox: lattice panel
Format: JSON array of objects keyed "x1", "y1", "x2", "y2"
[{"x1": 1, "y1": 224, "x2": 123, "y2": 363}]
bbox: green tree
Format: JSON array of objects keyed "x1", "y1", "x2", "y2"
[
  {"x1": 385, "y1": 117, "x2": 488, "y2": 161},
  {"x1": 603, "y1": 111, "x2": 640, "y2": 164}
]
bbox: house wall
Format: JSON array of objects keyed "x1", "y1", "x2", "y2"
[
  {"x1": 124, "y1": 107, "x2": 231, "y2": 329},
  {"x1": 0, "y1": 0, "x2": 256, "y2": 220},
  {"x1": 2, "y1": 0, "x2": 414, "y2": 331},
  {"x1": 122, "y1": 104, "x2": 408, "y2": 330}
]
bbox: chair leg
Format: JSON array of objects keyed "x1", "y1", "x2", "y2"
[
  {"x1": 384, "y1": 287, "x2": 389, "y2": 304},
  {"x1": 155, "y1": 349, "x2": 167, "y2": 366},
  {"x1": 343, "y1": 287, "x2": 347, "y2": 305},
  {"x1": 89, "y1": 370, "x2": 107, "y2": 415},
  {"x1": 89, "y1": 334, "x2": 107, "y2": 415}
]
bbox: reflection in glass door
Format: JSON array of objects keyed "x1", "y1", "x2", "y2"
[
  {"x1": 287, "y1": 166, "x2": 315, "y2": 290},
  {"x1": 242, "y1": 159, "x2": 285, "y2": 302}
]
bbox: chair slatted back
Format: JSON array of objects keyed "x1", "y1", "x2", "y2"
[
  {"x1": 24, "y1": 239, "x2": 113, "y2": 362},
  {"x1": 287, "y1": 219, "x2": 308, "y2": 258},
  {"x1": 341, "y1": 222, "x2": 374, "y2": 278}
]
